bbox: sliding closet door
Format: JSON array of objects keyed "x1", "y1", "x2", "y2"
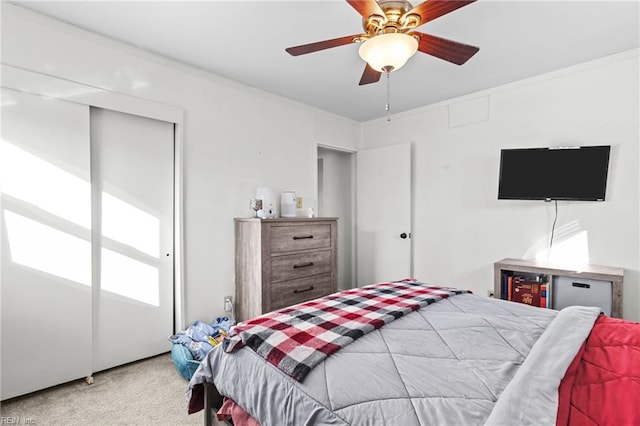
[
  {"x1": 1, "y1": 88, "x2": 92, "y2": 399},
  {"x1": 90, "y1": 108, "x2": 174, "y2": 372}
]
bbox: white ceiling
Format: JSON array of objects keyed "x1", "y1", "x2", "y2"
[{"x1": 11, "y1": 1, "x2": 640, "y2": 122}]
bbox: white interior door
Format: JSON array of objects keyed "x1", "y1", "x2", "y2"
[
  {"x1": 1, "y1": 88, "x2": 92, "y2": 399},
  {"x1": 356, "y1": 143, "x2": 412, "y2": 286},
  {"x1": 90, "y1": 108, "x2": 174, "y2": 372}
]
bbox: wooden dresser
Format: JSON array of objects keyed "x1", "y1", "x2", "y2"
[{"x1": 234, "y1": 217, "x2": 338, "y2": 321}]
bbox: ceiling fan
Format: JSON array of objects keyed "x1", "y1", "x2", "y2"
[{"x1": 285, "y1": 0, "x2": 479, "y2": 86}]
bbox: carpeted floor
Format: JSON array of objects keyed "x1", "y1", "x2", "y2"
[{"x1": 0, "y1": 352, "x2": 220, "y2": 425}]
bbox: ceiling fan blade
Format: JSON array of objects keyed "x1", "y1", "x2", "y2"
[
  {"x1": 405, "y1": 0, "x2": 477, "y2": 26},
  {"x1": 346, "y1": 0, "x2": 385, "y2": 19},
  {"x1": 412, "y1": 32, "x2": 479, "y2": 65},
  {"x1": 359, "y1": 63, "x2": 382, "y2": 85},
  {"x1": 285, "y1": 34, "x2": 361, "y2": 56}
]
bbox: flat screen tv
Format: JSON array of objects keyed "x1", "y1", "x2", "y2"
[{"x1": 498, "y1": 145, "x2": 611, "y2": 201}]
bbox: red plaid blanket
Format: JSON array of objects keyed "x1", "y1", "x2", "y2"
[{"x1": 222, "y1": 279, "x2": 470, "y2": 381}]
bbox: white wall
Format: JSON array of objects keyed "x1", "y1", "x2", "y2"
[
  {"x1": 1, "y1": 5, "x2": 360, "y2": 325},
  {"x1": 361, "y1": 50, "x2": 640, "y2": 321}
]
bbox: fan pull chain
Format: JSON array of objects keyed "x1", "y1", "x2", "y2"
[{"x1": 385, "y1": 68, "x2": 391, "y2": 122}]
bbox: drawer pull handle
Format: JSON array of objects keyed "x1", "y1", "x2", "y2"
[
  {"x1": 294, "y1": 286, "x2": 314, "y2": 294},
  {"x1": 293, "y1": 235, "x2": 314, "y2": 240},
  {"x1": 293, "y1": 262, "x2": 314, "y2": 269},
  {"x1": 572, "y1": 282, "x2": 591, "y2": 289}
]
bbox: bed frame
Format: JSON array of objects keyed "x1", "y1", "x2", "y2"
[{"x1": 203, "y1": 382, "x2": 227, "y2": 426}]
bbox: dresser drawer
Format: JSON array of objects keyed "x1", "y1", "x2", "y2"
[
  {"x1": 270, "y1": 275, "x2": 334, "y2": 311},
  {"x1": 269, "y1": 224, "x2": 331, "y2": 254},
  {"x1": 270, "y1": 250, "x2": 331, "y2": 283},
  {"x1": 235, "y1": 217, "x2": 337, "y2": 321}
]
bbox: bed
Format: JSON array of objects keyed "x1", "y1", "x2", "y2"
[{"x1": 186, "y1": 280, "x2": 640, "y2": 425}]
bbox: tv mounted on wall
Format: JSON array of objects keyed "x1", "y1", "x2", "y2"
[{"x1": 498, "y1": 145, "x2": 611, "y2": 201}]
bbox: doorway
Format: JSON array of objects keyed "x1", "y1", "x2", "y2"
[{"x1": 317, "y1": 146, "x2": 355, "y2": 290}]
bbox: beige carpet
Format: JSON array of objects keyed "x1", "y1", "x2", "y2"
[{"x1": 0, "y1": 352, "x2": 221, "y2": 425}]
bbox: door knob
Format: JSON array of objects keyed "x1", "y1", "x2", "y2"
[{"x1": 400, "y1": 233, "x2": 408, "y2": 239}]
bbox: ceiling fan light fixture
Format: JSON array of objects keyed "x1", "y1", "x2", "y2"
[{"x1": 358, "y1": 33, "x2": 418, "y2": 73}]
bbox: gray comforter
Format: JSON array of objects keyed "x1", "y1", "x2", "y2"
[{"x1": 187, "y1": 293, "x2": 600, "y2": 425}]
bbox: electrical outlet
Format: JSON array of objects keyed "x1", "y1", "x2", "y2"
[
  {"x1": 224, "y1": 296, "x2": 233, "y2": 313},
  {"x1": 487, "y1": 290, "x2": 495, "y2": 298},
  {"x1": 296, "y1": 197, "x2": 303, "y2": 209}
]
